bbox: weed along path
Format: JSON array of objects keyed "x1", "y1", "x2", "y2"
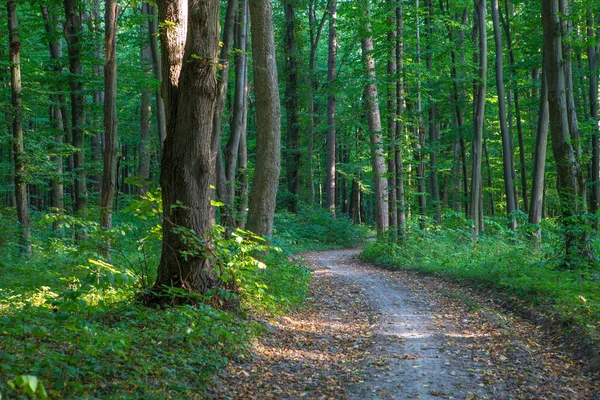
[{"x1": 211, "y1": 249, "x2": 597, "y2": 399}]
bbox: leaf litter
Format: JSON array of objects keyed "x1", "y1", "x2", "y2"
[{"x1": 210, "y1": 249, "x2": 598, "y2": 399}]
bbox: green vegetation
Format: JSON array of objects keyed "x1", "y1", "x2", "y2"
[
  {"x1": 361, "y1": 211, "x2": 600, "y2": 346},
  {"x1": 0, "y1": 196, "x2": 314, "y2": 399}
]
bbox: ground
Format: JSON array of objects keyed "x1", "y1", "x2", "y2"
[{"x1": 211, "y1": 249, "x2": 599, "y2": 399}]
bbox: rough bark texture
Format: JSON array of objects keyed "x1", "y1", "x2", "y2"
[
  {"x1": 64, "y1": 0, "x2": 87, "y2": 216},
  {"x1": 151, "y1": 0, "x2": 222, "y2": 300},
  {"x1": 246, "y1": 0, "x2": 282, "y2": 237},
  {"x1": 491, "y1": 0, "x2": 517, "y2": 230},
  {"x1": 470, "y1": 0, "x2": 486, "y2": 236},
  {"x1": 100, "y1": 0, "x2": 119, "y2": 233},
  {"x1": 8, "y1": 1, "x2": 31, "y2": 254},
  {"x1": 283, "y1": 0, "x2": 300, "y2": 213},
  {"x1": 360, "y1": 0, "x2": 388, "y2": 236},
  {"x1": 325, "y1": 0, "x2": 337, "y2": 217},
  {"x1": 542, "y1": 0, "x2": 594, "y2": 265}
]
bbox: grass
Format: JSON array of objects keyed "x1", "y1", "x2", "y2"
[
  {"x1": 360, "y1": 213, "x2": 600, "y2": 349},
  {"x1": 0, "y1": 200, "x2": 313, "y2": 399}
]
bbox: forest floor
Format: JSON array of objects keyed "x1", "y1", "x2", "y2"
[{"x1": 210, "y1": 249, "x2": 599, "y2": 399}]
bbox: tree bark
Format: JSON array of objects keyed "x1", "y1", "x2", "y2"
[
  {"x1": 395, "y1": 0, "x2": 406, "y2": 242},
  {"x1": 325, "y1": 0, "x2": 337, "y2": 217},
  {"x1": 491, "y1": 0, "x2": 517, "y2": 230},
  {"x1": 246, "y1": 0, "x2": 282, "y2": 237},
  {"x1": 150, "y1": 0, "x2": 223, "y2": 302},
  {"x1": 145, "y1": 3, "x2": 167, "y2": 147},
  {"x1": 8, "y1": 1, "x2": 31, "y2": 254},
  {"x1": 587, "y1": 9, "x2": 600, "y2": 220},
  {"x1": 138, "y1": 3, "x2": 154, "y2": 195},
  {"x1": 387, "y1": 2, "x2": 397, "y2": 235},
  {"x1": 64, "y1": 0, "x2": 87, "y2": 217},
  {"x1": 100, "y1": 0, "x2": 119, "y2": 235},
  {"x1": 415, "y1": 0, "x2": 427, "y2": 228},
  {"x1": 470, "y1": 0, "x2": 486, "y2": 237},
  {"x1": 360, "y1": 0, "x2": 388, "y2": 236}
]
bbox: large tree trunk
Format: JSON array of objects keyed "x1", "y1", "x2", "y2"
[
  {"x1": 528, "y1": 71, "x2": 549, "y2": 243},
  {"x1": 325, "y1": 0, "x2": 337, "y2": 217},
  {"x1": 223, "y1": 0, "x2": 249, "y2": 229},
  {"x1": 470, "y1": 0, "x2": 487, "y2": 236},
  {"x1": 246, "y1": 0, "x2": 282, "y2": 237},
  {"x1": 360, "y1": 0, "x2": 388, "y2": 236},
  {"x1": 100, "y1": 0, "x2": 119, "y2": 235},
  {"x1": 64, "y1": 0, "x2": 87, "y2": 217},
  {"x1": 150, "y1": 0, "x2": 222, "y2": 302},
  {"x1": 491, "y1": 0, "x2": 517, "y2": 230},
  {"x1": 542, "y1": 0, "x2": 594, "y2": 265},
  {"x1": 8, "y1": 1, "x2": 31, "y2": 254},
  {"x1": 283, "y1": 0, "x2": 300, "y2": 213}
]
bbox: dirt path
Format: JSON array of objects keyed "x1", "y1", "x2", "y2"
[{"x1": 212, "y1": 249, "x2": 597, "y2": 399}]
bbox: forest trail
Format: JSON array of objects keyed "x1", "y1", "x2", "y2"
[{"x1": 212, "y1": 249, "x2": 597, "y2": 399}]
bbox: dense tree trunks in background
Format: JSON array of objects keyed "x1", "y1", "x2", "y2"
[
  {"x1": 213, "y1": 0, "x2": 238, "y2": 221},
  {"x1": 150, "y1": 0, "x2": 221, "y2": 300},
  {"x1": 283, "y1": 0, "x2": 300, "y2": 213},
  {"x1": 8, "y1": 1, "x2": 31, "y2": 254},
  {"x1": 223, "y1": 0, "x2": 249, "y2": 229},
  {"x1": 145, "y1": 3, "x2": 167, "y2": 148},
  {"x1": 542, "y1": 0, "x2": 594, "y2": 264},
  {"x1": 100, "y1": 0, "x2": 118, "y2": 236},
  {"x1": 64, "y1": 0, "x2": 87, "y2": 217},
  {"x1": 587, "y1": 9, "x2": 600, "y2": 220},
  {"x1": 360, "y1": 0, "x2": 388, "y2": 236},
  {"x1": 491, "y1": 0, "x2": 517, "y2": 230},
  {"x1": 325, "y1": 0, "x2": 337, "y2": 217},
  {"x1": 395, "y1": 0, "x2": 406, "y2": 242},
  {"x1": 529, "y1": 71, "x2": 549, "y2": 242},
  {"x1": 246, "y1": 0, "x2": 282, "y2": 237},
  {"x1": 470, "y1": 0, "x2": 486, "y2": 237}
]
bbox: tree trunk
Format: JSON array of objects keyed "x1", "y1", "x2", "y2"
[
  {"x1": 145, "y1": 3, "x2": 167, "y2": 148},
  {"x1": 283, "y1": 0, "x2": 300, "y2": 213},
  {"x1": 470, "y1": 0, "x2": 486, "y2": 237},
  {"x1": 491, "y1": 0, "x2": 517, "y2": 230},
  {"x1": 246, "y1": 0, "x2": 282, "y2": 237},
  {"x1": 138, "y1": 3, "x2": 153, "y2": 195},
  {"x1": 223, "y1": 0, "x2": 249, "y2": 228},
  {"x1": 529, "y1": 71, "x2": 549, "y2": 243},
  {"x1": 64, "y1": 0, "x2": 87, "y2": 217},
  {"x1": 236, "y1": 94, "x2": 249, "y2": 230},
  {"x1": 387, "y1": 7, "x2": 397, "y2": 234},
  {"x1": 100, "y1": 0, "x2": 119, "y2": 236},
  {"x1": 8, "y1": 1, "x2": 31, "y2": 254},
  {"x1": 149, "y1": 0, "x2": 223, "y2": 303},
  {"x1": 395, "y1": 0, "x2": 406, "y2": 242},
  {"x1": 325, "y1": 0, "x2": 337, "y2": 217},
  {"x1": 360, "y1": 0, "x2": 388, "y2": 236},
  {"x1": 542, "y1": 0, "x2": 594, "y2": 265},
  {"x1": 89, "y1": 0, "x2": 104, "y2": 194},
  {"x1": 587, "y1": 9, "x2": 600, "y2": 221},
  {"x1": 415, "y1": 0, "x2": 427, "y2": 228}
]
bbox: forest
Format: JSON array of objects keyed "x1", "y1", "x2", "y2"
[{"x1": 1, "y1": 0, "x2": 599, "y2": 398}]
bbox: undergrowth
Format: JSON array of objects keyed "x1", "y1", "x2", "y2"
[
  {"x1": 0, "y1": 192, "x2": 311, "y2": 399},
  {"x1": 361, "y1": 211, "x2": 600, "y2": 349}
]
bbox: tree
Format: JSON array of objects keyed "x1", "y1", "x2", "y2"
[
  {"x1": 360, "y1": 0, "x2": 388, "y2": 235},
  {"x1": 470, "y1": 0, "x2": 487, "y2": 236},
  {"x1": 542, "y1": 0, "x2": 594, "y2": 265},
  {"x1": 325, "y1": 0, "x2": 337, "y2": 217},
  {"x1": 7, "y1": 0, "x2": 31, "y2": 254},
  {"x1": 148, "y1": 0, "x2": 222, "y2": 301},
  {"x1": 246, "y1": 0, "x2": 282, "y2": 237},
  {"x1": 394, "y1": 0, "x2": 406, "y2": 242}
]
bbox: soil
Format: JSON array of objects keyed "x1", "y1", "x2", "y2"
[{"x1": 211, "y1": 249, "x2": 599, "y2": 399}]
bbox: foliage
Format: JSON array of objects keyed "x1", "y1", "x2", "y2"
[
  {"x1": 361, "y1": 212, "x2": 600, "y2": 345},
  {"x1": 273, "y1": 206, "x2": 369, "y2": 252}
]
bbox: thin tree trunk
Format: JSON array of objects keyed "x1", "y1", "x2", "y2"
[
  {"x1": 415, "y1": 0, "x2": 427, "y2": 228},
  {"x1": 223, "y1": 0, "x2": 249, "y2": 228},
  {"x1": 387, "y1": 5, "x2": 397, "y2": 234},
  {"x1": 470, "y1": 0, "x2": 486, "y2": 237},
  {"x1": 491, "y1": 0, "x2": 517, "y2": 229},
  {"x1": 138, "y1": 4, "x2": 153, "y2": 195},
  {"x1": 145, "y1": 3, "x2": 167, "y2": 147},
  {"x1": 483, "y1": 138, "x2": 495, "y2": 215},
  {"x1": 8, "y1": 1, "x2": 31, "y2": 254},
  {"x1": 587, "y1": 9, "x2": 600, "y2": 220},
  {"x1": 89, "y1": 0, "x2": 103, "y2": 194},
  {"x1": 236, "y1": 87, "x2": 249, "y2": 230},
  {"x1": 246, "y1": 0, "x2": 282, "y2": 237},
  {"x1": 360, "y1": 0, "x2": 388, "y2": 236},
  {"x1": 395, "y1": 0, "x2": 406, "y2": 242},
  {"x1": 325, "y1": 0, "x2": 337, "y2": 217},
  {"x1": 64, "y1": 0, "x2": 87, "y2": 217},
  {"x1": 529, "y1": 71, "x2": 549, "y2": 243}
]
